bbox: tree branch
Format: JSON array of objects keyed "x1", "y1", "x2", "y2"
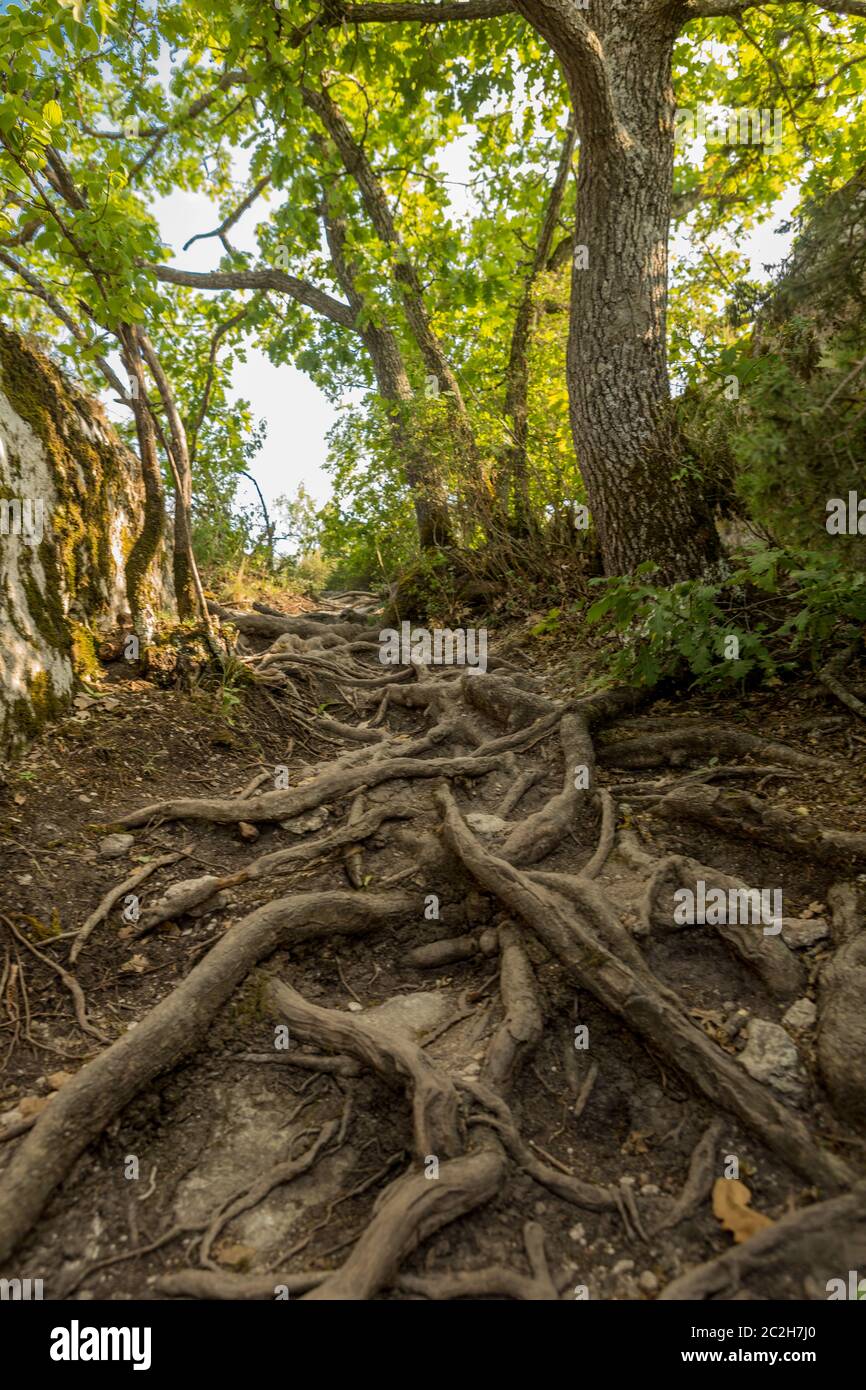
[
  {"x1": 82, "y1": 70, "x2": 252, "y2": 141},
  {"x1": 0, "y1": 248, "x2": 127, "y2": 400},
  {"x1": 302, "y1": 83, "x2": 474, "y2": 421},
  {"x1": 147, "y1": 264, "x2": 356, "y2": 329},
  {"x1": 188, "y1": 308, "x2": 248, "y2": 465},
  {"x1": 684, "y1": 1, "x2": 866, "y2": 19},
  {"x1": 509, "y1": 1, "x2": 619, "y2": 142},
  {"x1": 182, "y1": 174, "x2": 271, "y2": 253},
  {"x1": 292, "y1": 0, "x2": 515, "y2": 39}
]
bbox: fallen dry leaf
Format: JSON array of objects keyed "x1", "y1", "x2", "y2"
[
  {"x1": 712, "y1": 1177, "x2": 774, "y2": 1244},
  {"x1": 120, "y1": 953, "x2": 149, "y2": 974},
  {"x1": 46, "y1": 1071, "x2": 74, "y2": 1090},
  {"x1": 18, "y1": 1095, "x2": 52, "y2": 1120},
  {"x1": 213, "y1": 1242, "x2": 256, "y2": 1269}
]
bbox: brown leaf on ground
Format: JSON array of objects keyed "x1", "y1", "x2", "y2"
[
  {"x1": 212, "y1": 1242, "x2": 257, "y2": 1269},
  {"x1": 712, "y1": 1177, "x2": 774, "y2": 1244},
  {"x1": 18, "y1": 1095, "x2": 52, "y2": 1120},
  {"x1": 119, "y1": 953, "x2": 149, "y2": 974},
  {"x1": 46, "y1": 1071, "x2": 74, "y2": 1090}
]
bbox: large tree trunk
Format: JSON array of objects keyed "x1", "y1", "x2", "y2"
[{"x1": 516, "y1": 0, "x2": 721, "y2": 579}]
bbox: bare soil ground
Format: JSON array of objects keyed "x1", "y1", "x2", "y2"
[{"x1": 1, "y1": 597, "x2": 865, "y2": 1301}]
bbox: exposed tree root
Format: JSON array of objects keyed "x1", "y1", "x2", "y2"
[
  {"x1": 199, "y1": 1119, "x2": 341, "y2": 1265},
  {"x1": 656, "y1": 784, "x2": 866, "y2": 868},
  {"x1": 301, "y1": 1146, "x2": 507, "y2": 1300},
  {"x1": 70, "y1": 851, "x2": 184, "y2": 963},
  {"x1": 267, "y1": 978, "x2": 461, "y2": 1158},
  {"x1": 500, "y1": 712, "x2": 594, "y2": 864},
  {"x1": 640, "y1": 855, "x2": 805, "y2": 999},
  {"x1": 598, "y1": 723, "x2": 826, "y2": 773},
  {"x1": 8, "y1": 599, "x2": 865, "y2": 1302},
  {"x1": 0, "y1": 890, "x2": 411, "y2": 1264},
  {"x1": 654, "y1": 1120, "x2": 725, "y2": 1234},
  {"x1": 483, "y1": 922, "x2": 543, "y2": 1093},
  {"x1": 158, "y1": 1269, "x2": 327, "y2": 1298},
  {"x1": 437, "y1": 788, "x2": 853, "y2": 1192},
  {"x1": 817, "y1": 640, "x2": 866, "y2": 723},
  {"x1": 659, "y1": 1180, "x2": 866, "y2": 1300},
  {"x1": 119, "y1": 747, "x2": 503, "y2": 828},
  {"x1": 398, "y1": 1220, "x2": 560, "y2": 1300}
]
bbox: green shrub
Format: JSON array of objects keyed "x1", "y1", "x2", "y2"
[{"x1": 585, "y1": 549, "x2": 866, "y2": 691}]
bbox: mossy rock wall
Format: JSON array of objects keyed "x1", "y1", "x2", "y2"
[{"x1": 0, "y1": 325, "x2": 173, "y2": 756}]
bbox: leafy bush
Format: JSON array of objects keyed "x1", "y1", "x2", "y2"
[{"x1": 585, "y1": 549, "x2": 866, "y2": 691}]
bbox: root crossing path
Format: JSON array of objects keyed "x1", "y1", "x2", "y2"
[{"x1": 2, "y1": 596, "x2": 865, "y2": 1301}]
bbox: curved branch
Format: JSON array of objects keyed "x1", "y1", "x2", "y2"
[
  {"x1": 148, "y1": 264, "x2": 356, "y2": 329},
  {"x1": 683, "y1": 0, "x2": 866, "y2": 19},
  {"x1": 183, "y1": 174, "x2": 272, "y2": 253}
]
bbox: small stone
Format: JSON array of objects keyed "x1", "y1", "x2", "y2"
[
  {"x1": 638, "y1": 1271, "x2": 659, "y2": 1295},
  {"x1": 568, "y1": 1224, "x2": 585, "y2": 1243},
  {"x1": 612, "y1": 1259, "x2": 635, "y2": 1277},
  {"x1": 465, "y1": 813, "x2": 509, "y2": 836},
  {"x1": 98, "y1": 833, "x2": 134, "y2": 859},
  {"x1": 478, "y1": 928, "x2": 499, "y2": 956},
  {"x1": 782, "y1": 997, "x2": 817, "y2": 1032},
  {"x1": 640, "y1": 1184, "x2": 660, "y2": 1196},
  {"x1": 187, "y1": 890, "x2": 230, "y2": 918},
  {"x1": 237, "y1": 821, "x2": 259, "y2": 842},
  {"x1": 781, "y1": 917, "x2": 830, "y2": 950},
  {"x1": 280, "y1": 808, "x2": 329, "y2": 835},
  {"x1": 119, "y1": 953, "x2": 149, "y2": 974},
  {"x1": 739, "y1": 1017, "x2": 809, "y2": 1104},
  {"x1": 346, "y1": 1001, "x2": 363, "y2": 1012}
]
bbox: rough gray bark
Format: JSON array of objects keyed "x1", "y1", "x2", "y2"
[{"x1": 512, "y1": 0, "x2": 721, "y2": 578}]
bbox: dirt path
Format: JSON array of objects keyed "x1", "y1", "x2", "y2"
[{"x1": 1, "y1": 598, "x2": 865, "y2": 1301}]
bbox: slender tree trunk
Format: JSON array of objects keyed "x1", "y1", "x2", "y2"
[
  {"x1": 323, "y1": 205, "x2": 453, "y2": 548},
  {"x1": 139, "y1": 331, "x2": 213, "y2": 627},
  {"x1": 119, "y1": 328, "x2": 166, "y2": 632},
  {"x1": 502, "y1": 122, "x2": 576, "y2": 533},
  {"x1": 240, "y1": 469, "x2": 276, "y2": 571},
  {"x1": 515, "y1": 0, "x2": 721, "y2": 579},
  {"x1": 307, "y1": 89, "x2": 486, "y2": 519}
]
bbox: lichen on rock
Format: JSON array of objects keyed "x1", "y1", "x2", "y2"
[{"x1": 0, "y1": 326, "x2": 173, "y2": 756}]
